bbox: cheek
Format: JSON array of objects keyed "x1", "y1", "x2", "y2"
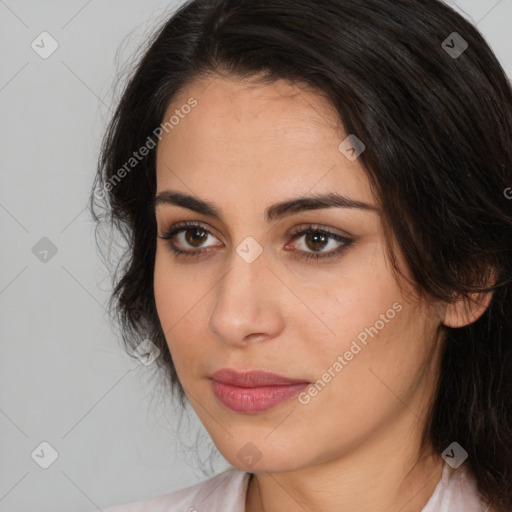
[
  {"x1": 153, "y1": 251, "x2": 211, "y2": 376},
  {"x1": 311, "y1": 296, "x2": 435, "y2": 412},
  {"x1": 320, "y1": 277, "x2": 426, "y2": 369},
  {"x1": 294, "y1": 304, "x2": 436, "y2": 461},
  {"x1": 299, "y1": 255, "x2": 434, "y2": 406},
  {"x1": 314, "y1": 259, "x2": 404, "y2": 357},
  {"x1": 153, "y1": 248, "x2": 204, "y2": 329}
]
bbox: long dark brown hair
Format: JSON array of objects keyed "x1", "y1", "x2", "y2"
[{"x1": 89, "y1": 0, "x2": 512, "y2": 509}]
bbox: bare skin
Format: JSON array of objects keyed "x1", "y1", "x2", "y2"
[{"x1": 152, "y1": 74, "x2": 491, "y2": 512}]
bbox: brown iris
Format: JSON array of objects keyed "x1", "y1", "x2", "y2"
[
  {"x1": 304, "y1": 232, "x2": 328, "y2": 252},
  {"x1": 184, "y1": 227, "x2": 209, "y2": 247}
]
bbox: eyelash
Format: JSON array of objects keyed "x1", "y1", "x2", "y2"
[{"x1": 158, "y1": 221, "x2": 354, "y2": 262}]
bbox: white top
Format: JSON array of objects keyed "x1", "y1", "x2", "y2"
[{"x1": 103, "y1": 461, "x2": 488, "y2": 512}]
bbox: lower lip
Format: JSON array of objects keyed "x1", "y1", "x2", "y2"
[{"x1": 211, "y1": 380, "x2": 309, "y2": 413}]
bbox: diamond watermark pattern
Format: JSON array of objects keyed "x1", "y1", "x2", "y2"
[
  {"x1": 441, "y1": 441, "x2": 468, "y2": 468},
  {"x1": 31, "y1": 441, "x2": 59, "y2": 469},
  {"x1": 133, "y1": 339, "x2": 161, "y2": 366},
  {"x1": 32, "y1": 237, "x2": 58, "y2": 263},
  {"x1": 236, "y1": 442, "x2": 263, "y2": 469},
  {"x1": 31, "y1": 31, "x2": 59, "y2": 59},
  {"x1": 236, "y1": 236, "x2": 263, "y2": 263},
  {"x1": 338, "y1": 134, "x2": 365, "y2": 161},
  {"x1": 442, "y1": 32, "x2": 468, "y2": 59}
]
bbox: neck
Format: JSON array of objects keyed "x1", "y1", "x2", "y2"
[{"x1": 245, "y1": 437, "x2": 445, "y2": 512}]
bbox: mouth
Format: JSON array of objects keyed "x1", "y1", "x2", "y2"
[{"x1": 209, "y1": 368, "x2": 310, "y2": 414}]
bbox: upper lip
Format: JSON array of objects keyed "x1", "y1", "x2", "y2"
[{"x1": 210, "y1": 368, "x2": 310, "y2": 387}]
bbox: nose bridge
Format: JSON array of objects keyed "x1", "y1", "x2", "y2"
[
  {"x1": 208, "y1": 245, "x2": 283, "y2": 344},
  {"x1": 221, "y1": 230, "x2": 270, "y2": 298}
]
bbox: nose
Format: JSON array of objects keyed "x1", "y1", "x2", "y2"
[{"x1": 208, "y1": 246, "x2": 285, "y2": 347}]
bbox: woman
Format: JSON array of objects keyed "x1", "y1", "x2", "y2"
[{"x1": 90, "y1": 0, "x2": 512, "y2": 510}]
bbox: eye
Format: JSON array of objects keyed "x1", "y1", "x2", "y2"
[
  {"x1": 158, "y1": 221, "x2": 222, "y2": 257},
  {"x1": 285, "y1": 224, "x2": 353, "y2": 261},
  {"x1": 157, "y1": 221, "x2": 354, "y2": 261}
]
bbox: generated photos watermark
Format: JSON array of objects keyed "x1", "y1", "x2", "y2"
[
  {"x1": 94, "y1": 97, "x2": 198, "y2": 200},
  {"x1": 298, "y1": 301, "x2": 403, "y2": 405}
]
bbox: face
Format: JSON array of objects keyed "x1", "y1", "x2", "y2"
[{"x1": 153, "y1": 75, "x2": 444, "y2": 473}]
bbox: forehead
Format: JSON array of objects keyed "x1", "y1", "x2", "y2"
[{"x1": 155, "y1": 75, "x2": 375, "y2": 207}]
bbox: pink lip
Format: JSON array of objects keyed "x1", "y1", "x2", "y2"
[{"x1": 210, "y1": 369, "x2": 310, "y2": 413}]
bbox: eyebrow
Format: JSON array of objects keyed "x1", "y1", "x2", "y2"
[{"x1": 153, "y1": 190, "x2": 380, "y2": 222}]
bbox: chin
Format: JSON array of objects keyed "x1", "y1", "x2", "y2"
[{"x1": 218, "y1": 439, "x2": 314, "y2": 474}]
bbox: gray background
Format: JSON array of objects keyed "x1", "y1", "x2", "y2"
[{"x1": 0, "y1": 1, "x2": 511, "y2": 511}]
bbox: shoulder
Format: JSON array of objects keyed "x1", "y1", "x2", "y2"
[
  {"x1": 103, "y1": 468, "x2": 251, "y2": 512},
  {"x1": 421, "y1": 461, "x2": 490, "y2": 512}
]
